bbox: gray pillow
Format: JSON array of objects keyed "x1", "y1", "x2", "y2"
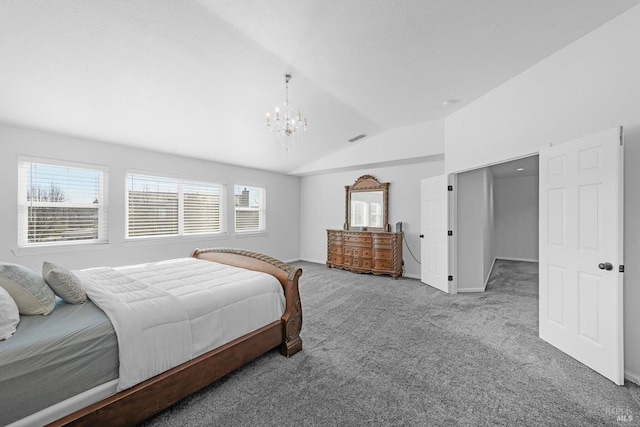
[
  {"x1": 0, "y1": 263, "x2": 55, "y2": 315},
  {"x1": 0, "y1": 286, "x2": 20, "y2": 340},
  {"x1": 42, "y1": 261, "x2": 87, "y2": 304}
]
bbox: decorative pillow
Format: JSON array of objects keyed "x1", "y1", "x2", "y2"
[
  {"x1": 0, "y1": 263, "x2": 55, "y2": 315},
  {"x1": 42, "y1": 261, "x2": 87, "y2": 304},
  {"x1": 0, "y1": 286, "x2": 20, "y2": 340}
]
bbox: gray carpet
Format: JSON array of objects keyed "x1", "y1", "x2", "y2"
[{"x1": 142, "y1": 260, "x2": 640, "y2": 426}]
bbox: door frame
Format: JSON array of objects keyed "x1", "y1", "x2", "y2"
[
  {"x1": 448, "y1": 139, "x2": 625, "y2": 385},
  {"x1": 448, "y1": 173, "x2": 458, "y2": 294},
  {"x1": 448, "y1": 152, "x2": 539, "y2": 294}
]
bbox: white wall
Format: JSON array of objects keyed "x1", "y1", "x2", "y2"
[
  {"x1": 494, "y1": 175, "x2": 539, "y2": 261},
  {"x1": 299, "y1": 159, "x2": 444, "y2": 279},
  {"x1": 444, "y1": 6, "x2": 640, "y2": 383},
  {"x1": 0, "y1": 124, "x2": 300, "y2": 271},
  {"x1": 456, "y1": 167, "x2": 495, "y2": 292}
]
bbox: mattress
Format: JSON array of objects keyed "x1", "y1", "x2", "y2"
[
  {"x1": 1, "y1": 257, "x2": 286, "y2": 425},
  {"x1": 112, "y1": 258, "x2": 286, "y2": 358},
  {"x1": 0, "y1": 297, "x2": 119, "y2": 426}
]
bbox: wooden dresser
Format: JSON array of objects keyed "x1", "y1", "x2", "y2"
[{"x1": 326, "y1": 229, "x2": 403, "y2": 279}]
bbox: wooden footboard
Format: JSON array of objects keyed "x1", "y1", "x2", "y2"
[
  {"x1": 48, "y1": 249, "x2": 302, "y2": 427},
  {"x1": 190, "y1": 248, "x2": 303, "y2": 357}
]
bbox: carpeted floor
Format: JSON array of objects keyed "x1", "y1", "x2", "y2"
[{"x1": 142, "y1": 260, "x2": 640, "y2": 426}]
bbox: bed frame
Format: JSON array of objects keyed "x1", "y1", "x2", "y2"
[{"x1": 47, "y1": 248, "x2": 303, "y2": 427}]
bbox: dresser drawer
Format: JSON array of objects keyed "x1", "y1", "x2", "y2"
[
  {"x1": 373, "y1": 236, "x2": 392, "y2": 244},
  {"x1": 329, "y1": 254, "x2": 343, "y2": 264},
  {"x1": 361, "y1": 258, "x2": 372, "y2": 268},
  {"x1": 344, "y1": 246, "x2": 362, "y2": 257},
  {"x1": 327, "y1": 231, "x2": 342, "y2": 242},
  {"x1": 351, "y1": 248, "x2": 372, "y2": 258},
  {"x1": 330, "y1": 245, "x2": 343, "y2": 255},
  {"x1": 343, "y1": 256, "x2": 353, "y2": 266},
  {"x1": 373, "y1": 241, "x2": 393, "y2": 250},
  {"x1": 374, "y1": 259, "x2": 392, "y2": 270},
  {"x1": 374, "y1": 250, "x2": 393, "y2": 260},
  {"x1": 344, "y1": 234, "x2": 372, "y2": 244}
]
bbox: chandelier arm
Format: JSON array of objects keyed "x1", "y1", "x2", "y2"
[{"x1": 266, "y1": 73, "x2": 306, "y2": 151}]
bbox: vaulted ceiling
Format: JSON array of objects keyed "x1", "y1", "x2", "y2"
[{"x1": 1, "y1": 0, "x2": 638, "y2": 174}]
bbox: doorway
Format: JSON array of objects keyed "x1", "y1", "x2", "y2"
[
  {"x1": 455, "y1": 155, "x2": 539, "y2": 292},
  {"x1": 448, "y1": 127, "x2": 625, "y2": 385}
]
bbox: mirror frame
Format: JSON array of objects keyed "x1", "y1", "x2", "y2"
[{"x1": 345, "y1": 175, "x2": 390, "y2": 231}]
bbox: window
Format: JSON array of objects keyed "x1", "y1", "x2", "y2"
[
  {"x1": 126, "y1": 173, "x2": 224, "y2": 238},
  {"x1": 234, "y1": 185, "x2": 265, "y2": 232},
  {"x1": 17, "y1": 159, "x2": 108, "y2": 247},
  {"x1": 183, "y1": 181, "x2": 223, "y2": 234},
  {"x1": 369, "y1": 202, "x2": 383, "y2": 227},
  {"x1": 350, "y1": 201, "x2": 382, "y2": 228},
  {"x1": 351, "y1": 200, "x2": 367, "y2": 227}
]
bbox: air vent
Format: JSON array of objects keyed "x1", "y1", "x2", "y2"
[{"x1": 348, "y1": 134, "x2": 367, "y2": 143}]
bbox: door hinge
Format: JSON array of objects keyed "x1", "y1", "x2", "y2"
[
  {"x1": 448, "y1": 275, "x2": 453, "y2": 281},
  {"x1": 620, "y1": 127, "x2": 624, "y2": 146},
  {"x1": 447, "y1": 185, "x2": 453, "y2": 191},
  {"x1": 447, "y1": 230, "x2": 453, "y2": 236},
  {"x1": 619, "y1": 265, "x2": 624, "y2": 273}
]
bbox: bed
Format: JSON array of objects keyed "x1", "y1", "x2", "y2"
[{"x1": 0, "y1": 248, "x2": 303, "y2": 427}]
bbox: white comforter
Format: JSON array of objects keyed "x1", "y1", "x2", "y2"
[{"x1": 75, "y1": 258, "x2": 285, "y2": 391}]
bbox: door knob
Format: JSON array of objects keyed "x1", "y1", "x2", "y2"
[{"x1": 598, "y1": 262, "x2": 613, "y2": 271}]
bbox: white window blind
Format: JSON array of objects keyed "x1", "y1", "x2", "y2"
[
  {"x1": 351, "y1": 200, "x2": 367, "y2": 227},
  {"x1": 127, "y1": 173, "x2": 224, "y2": 238},
  {"x1": 234, "y1": 185, "x2": 265, "y2": 232},
  {"x1": 183, "y1": 181, "x2": 223, "y2": 234},
  {"x1": 350, "y1": 201, "x2": 382, "y2": 228},
  {"x1": 17, "y1": 160, "x2": 108, "y2": 247},
  {"x1": 370, "y1": 203, "x2": 382, "y2": 227},
  {"x1": 127, "y1": 174, "x2": 179, "y2": 237}
]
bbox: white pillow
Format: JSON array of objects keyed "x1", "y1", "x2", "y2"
[
  {"x1": 42, "y1": 261, "x2": 87, "y2": 304},
  {"x1": 0, "y1": 286, "x2": 20, "y2": 340},
  {"x1": 0, "y1": 262, "x2": 56, "y2": 315}
]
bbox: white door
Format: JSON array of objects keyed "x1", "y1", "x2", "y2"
[
  {"x1": 539, "y1": 126, "x2": 624, "y2": 385},
  {"x1": 420, "y1": 175, "x2": 449, "y2": 293}
]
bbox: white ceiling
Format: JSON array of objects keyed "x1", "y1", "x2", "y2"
[
  {"x1": 1, "y1": 0, "x2": 638, "y2": 174},
  {"x1": 490, "y1": 155, "x2": 539, "y2": 179}
]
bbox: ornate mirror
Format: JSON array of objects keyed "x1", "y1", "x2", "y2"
[{"x1": 345, "y1": 175, "x2": 390, "y2": 231}]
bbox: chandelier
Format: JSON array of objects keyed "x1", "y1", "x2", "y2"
[{"x1": 265, "y1": 74, "x2": 308, "y2": 151}]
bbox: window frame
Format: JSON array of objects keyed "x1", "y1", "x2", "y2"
[
  {"x1": 125, "y1": 171, "x2": 226, "y2": 240},
  {"x1": 233, "y1": 184, "x2": 266, "y2": 234},
  {"x1": 17, "y1": 156, "x2": 109, "y2": 249}
]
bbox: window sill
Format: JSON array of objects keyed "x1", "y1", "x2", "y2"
[
  {"x1": 124, "y1": 233, "x2": 229, "y2": 247},
  {"x1": 12, "y1": 242, "x2": 112, "y2": 257},
  {"x1": 234, "y1": 230, "x2": 268, "y2": 238}
]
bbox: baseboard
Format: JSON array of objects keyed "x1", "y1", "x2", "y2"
[
  {"x1": 483, "y1": 257, "x2": 497, "y2": 291},
  {"x1": 297, "y1": 258, "x2": 325, "y2": 265},
  {"x1": 404, "y1": 273, "x2": 420, "y2": 280},
  {"x1": 625, "y1": 370, "x2": 640, "y2": 386},
  {"x1": 495, "y1": 256, "x2": 539, "y2": 263},
  {"x1": 284, "y1": 258, "x2": 302, "y2": 264},
  {"x1": 457, "y1": 287, "x2": 486, "y2": 293}
]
